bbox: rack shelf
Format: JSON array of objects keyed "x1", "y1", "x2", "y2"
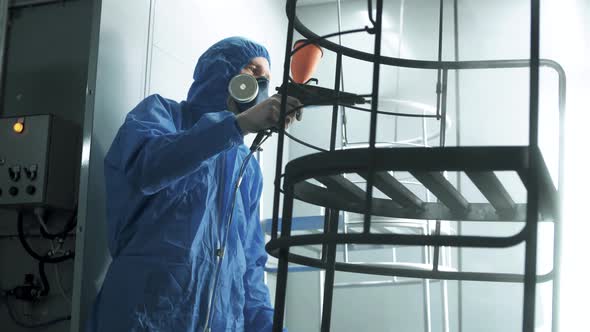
[{"x1": 286, "y1": 146, "x2": 557, "y2": 223}]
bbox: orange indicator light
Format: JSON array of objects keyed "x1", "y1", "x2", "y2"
[{"x1": 13, "y1": 122, "x2": 24, "y2": 134}]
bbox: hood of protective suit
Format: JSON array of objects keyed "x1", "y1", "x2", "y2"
[{"x1": 186, "y1": 36, "x2": 270, "y2": 110}]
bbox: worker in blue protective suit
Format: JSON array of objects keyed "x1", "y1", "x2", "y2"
[{"x1": 87, "y1": 37, "x2": 302, "y2": 331}]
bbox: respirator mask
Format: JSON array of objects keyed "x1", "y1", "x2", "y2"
[{"x1": 228, "y1": 73, "x2": 269, "y2": 113}]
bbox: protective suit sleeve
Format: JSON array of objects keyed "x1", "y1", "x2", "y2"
[
  {"x1": 108, "y1": 96, "x2": 244, "y2": 195},
  {"x1": 243, "y1": 180, "x2": 275, "y2": 332}
]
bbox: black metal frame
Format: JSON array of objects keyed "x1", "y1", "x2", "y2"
[{"x1": 268, "y1": 0, "x2": 565, "y2": 331}]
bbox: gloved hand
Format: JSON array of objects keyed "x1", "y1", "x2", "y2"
[{"x1": 236, "y1": 94, "x2": 303, "y2": 135}]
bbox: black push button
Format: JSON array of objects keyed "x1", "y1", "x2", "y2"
[
  {"x1": 26, "y1": 186, "x2": 36, "y2": 195},
  {"x1": 9, "y1": 187, "x2": 18, "y2": 196}
]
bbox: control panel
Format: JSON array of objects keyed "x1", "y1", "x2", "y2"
[{"x1": 0, "y1": 115, "x2": 80, "y2": 210}]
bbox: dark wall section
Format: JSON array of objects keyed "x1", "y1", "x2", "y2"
[{"x1": 0, "y1": 1, "x2": 94, "y2": 332}]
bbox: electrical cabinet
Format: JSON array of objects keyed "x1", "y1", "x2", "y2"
[{"x1": 0, "y1": 115, "x2": 79, "y2": 210}]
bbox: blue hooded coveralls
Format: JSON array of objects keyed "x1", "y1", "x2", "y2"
[{"x1": 88, "y1": 37, "x2": 274, "y2": 331}]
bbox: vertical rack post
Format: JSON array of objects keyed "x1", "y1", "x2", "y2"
[
  {"x1": 320, "y1": 209, "x2": 340, "y2": 331},
  {"x1": 363, "y1": 0, "x2": 384, "y2": 233},
  {"x1": 271, "y1": 0, "x2": 297, "y2": 239},
  {"x1": 273, "y1": 185, "x2": 295, "y2": 332},
  {"x1": 421, "y1": 242, "x2": 433, "y2": 332},
  {"x1": 330, "y1": 52, "x2": 342, "y2": 152},
  {"x1": 437, "y1": 67, "x2": 450, "y2": 332},
  {"x1": 523, "y1": 0, "x2": 541, "y2": 331},
  {"x1": 272, "y1": 1, "x2": 297, "y2": 331},
  {"x1": 319, "y1": 51, "x2": 343, "y2": 331},
  {"x1": 393, "y1": 0, "x2": 406, "y2": 142},
  {"x1": 552, "y1": 55, "x2": 567, "y2": 332},
  {"x1": 439, "y1": 69, "x2": 448, "y2": 146},
  {"x1": 336, "y1": 0, "x2": 349, "y2": 147},
  {"x1": 435, "y1": 0, "x2": 445, "y2": 120},
  {"x1": 452, "y1": 0, "x2": 464, "y2": 330},
  {"x1": 321, "y1": 52, "x2": 342, "y2": 262}
]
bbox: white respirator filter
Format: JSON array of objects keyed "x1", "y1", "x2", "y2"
[{"x1": 228, "y1": 73, "x2": 259, "y2": 103}]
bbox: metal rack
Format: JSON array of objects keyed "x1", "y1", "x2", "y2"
[
  {"x1": 263, "y1": 97, "x2": 456, "y2": 331},
  {"x1": 266, "y1": 0, "x2": 565, "y2": 331}
]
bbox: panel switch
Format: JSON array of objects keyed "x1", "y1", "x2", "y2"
[
  {"x1": 9, "y1": 166, "x2": 21, "y2": 182},
  {"x1": 25, "y1": 165, "x2": 38, "y2": 181}
]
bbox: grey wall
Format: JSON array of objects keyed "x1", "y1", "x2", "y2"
[
  {"x1": 0, "y1": 1, "x2": 94, "y2": 331},
  {"x1": 548, "y1": 0, "x2": 590, "y2": 330},
  {"x1": 70, "y1": 0, "x2": 152, "y2": 330}
]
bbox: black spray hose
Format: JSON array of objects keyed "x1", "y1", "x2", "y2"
[
  {"x1": 39, "y1": 210, "x2": 77, "y2": 240},
  {"x1": 38, "y1": 261, "x2": 50, "y2": 297},
  {"x1": 17, "y1": 211, "x2": 75, "y2": 264},
  {"x1": 204, "y1": 134, "x2": 271, "y2": 331}
]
